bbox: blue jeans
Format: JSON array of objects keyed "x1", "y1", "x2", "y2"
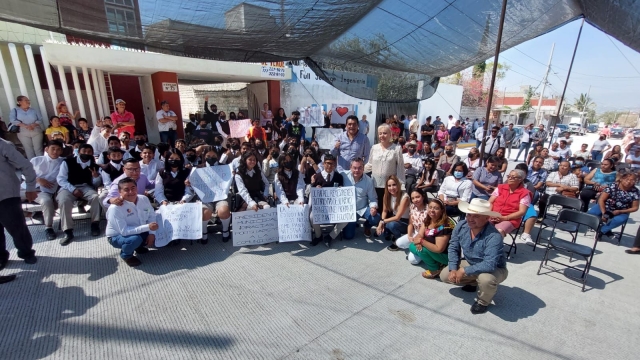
[
  {"x1": 343, "y1": 207, "x2": 382, "y2": 240},
  {"x1": 476, "y1": 140, "x2": 482, "y2": 148},
  {"x1": 591, "y1": 150, "x2": 603, "y2": 161},
  {"x1": 470, "y1": 193, "x2": 490, "y2": 201},
  {"x1": 587, "y1": 207, "x2": 628, "y2": 233},
  {"x1": 160, "y1": 130, "x2": 177, "y2": 147},
  {"x1": 385, "y1": 219, "x2": 409, "y2": 238},
  {"x1": 109, "y1": 232, "x2": 147, "y2": 259},
  {"x1": 515, "y1": 141, "x2": 530, "y2": 161}
]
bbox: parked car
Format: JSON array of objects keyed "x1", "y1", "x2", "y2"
[
  {"x1": 568, "y1": 122, "x2": 585, "y2": 135},
  {"x1": 509, "y1": 126, "x2": 524, "y2": 148},
  {"x1": 587, "y1": 124, "x2": 598, "y2": 133},
  {"x1": 610, "y1": 128, "x2": 625, "y2": 139}
]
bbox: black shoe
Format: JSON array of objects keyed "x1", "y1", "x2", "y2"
[
  {"x1": 135, "y1": 246, "x2": 149, "y2": 254},
  {"x1": 0, "y1": 275, "x2": 16, "y2": 284},
  {"x1": 60, "y1": 230, "x2": 74, "y2": 246},
  {"x1": 461, "y1": 284, "x2": 478, "y2": 292},
  {"x1": 387, "y1": 244, "x2": 400, "y2": 251},
  {"x1": 45, "y1": 228, "x2": 56, "y2": 241},
  {"x1": 90, "y1": 222, "x2": 101, "y2": 236},
  {"x1": 77, "y1": 204, "x2": 87, "y2": 214},
  {"x1": 23, "y1": 255, "x2": 37, "y2": 265},
  {"x1": 0, "y1": 253, "x2": 8, "y2": 271},
  {"x1": 604, "y1": 231, "x2": 614, "y2": 238},
  {"x1": 200, "y1": 238, "x2": 208, "y2": 245},
  {"x1": 123, "y1": 256, "x2": 142, "y2": 267},
  {"x1": 32, "y1": 211, "x2": 44, "y2": 222},
  {"x1": 470, "y1": 301, "x2": 488, "y2": 314},
  {"x1": 222, "y1": 233, "x2": 231, "y2": 243},
  {"x1": 310, "y1": 236, "x2": 322, "y2": 246},
  {"x1": 323, "y1": 235, "x2": 332, "y2": 248},
  {"x1": 385, "y1": 233, "x2": 394, "y2": 241}
]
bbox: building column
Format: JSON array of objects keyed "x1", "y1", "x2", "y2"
[
  {"x1": 267, "y1": 80, "x2": 281, "y2": 113},
  {"x1": 150, "y1": 72, "x2": 183, "y2": 138}
]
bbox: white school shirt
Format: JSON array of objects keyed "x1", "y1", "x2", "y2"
[
  {"x1": 156, "y1": 110, "x2": 177, "y2": 132},
  {"x1": 105, "y1": 195, "x2": 157, "y2": 237},
  {"x1": 29, "y1": 154, "x2": 63, "y2": 194}
]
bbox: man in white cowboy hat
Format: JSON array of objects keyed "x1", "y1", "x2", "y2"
[
  {"x1": 439, "y1": 198, "x2": 508, "y2": 314},
  {"x1": 403, "y1": 140, "x2": 422, "y2": 192}
]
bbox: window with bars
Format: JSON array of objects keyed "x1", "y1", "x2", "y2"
[{"x1": 105, "y1": 5, "x2": 138, "y2": 36}]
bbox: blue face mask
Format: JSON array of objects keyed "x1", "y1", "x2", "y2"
[
  {"x1": 453, "y1": 171, "x2": 464, "y2": 179},
  {"x1": 575, "y1": 161, "x2": 583, "y2": 166},
  {"x1": 73, "y1": 148, "x2": 79, "y2": 156}
]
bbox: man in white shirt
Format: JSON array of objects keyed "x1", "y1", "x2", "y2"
[
  {"x1": 87, "y1": 122, "x2": 114, "y2": 156},
  {"x1": 556, "y1": 140, "x2": 572, "y2": 161},
  {"x1": 105, "y1": 177, "x2": 158, "y2": 267},
  {"x1": 515, "y1": 123, "x2": 534, "y2": 161},
  {"x1": 139, "y1": 146, "x2": 163, "y2": 184},
  {"x1": 547, "y1": 143, "x2": 561, "y2": 170},
  {"x1": 27, "y1": 140, "x2": 64, "y2": 240},
  {"x1": 482, "y1": 126, "x2": 506, "y2": 160},
  {"x1": 475, "y1": 126, "x2": 485, "y2": 148},
  {"x1": 408, "y1": 115, "x2": 419, "y2": 137},
  {"x1": 156, "y1": 100, "x2": 178, "y2": 146},
  {"x1": 403, "y1": 141, "x2": 423, "y2": 193},
  {"x1": 573, "y1": 143, "x2": 591, "y2": 160},
  {"x1": 447, "y1": 115, "x2": 455, "y2": 130}
]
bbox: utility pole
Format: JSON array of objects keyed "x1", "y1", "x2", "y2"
[
  {"x1": 582, "y1": 85, "x2": 591, "y2": 127},
  {"x1": 535, "y1": 42, "x2": 555, "y2": 125}
]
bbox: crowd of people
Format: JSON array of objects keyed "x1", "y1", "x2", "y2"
[{"x1": 1, "y1": 95, "x2": 639, "y2": 314}]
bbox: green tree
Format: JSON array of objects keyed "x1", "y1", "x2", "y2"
[
  {"x1": 597, "y1": 111, "x2": 619, "y2": 125},
  {"x1": 472, "y1": 62, "x2": 486, "y2": 79}
]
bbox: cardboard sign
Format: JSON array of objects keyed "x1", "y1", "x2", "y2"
[
  {"x1": 189, "y1": 165, "x2": 233, "y2": 203},
  {"x1": 315, "y1": 128, "x2": 343, "y2": 150},
  {"x1": 277, "y1": 204, "x2": 312, "y2": 242},
  {"x1": 310, "y1": 186, "x2": 356, "y2": 224},
  {"x1": 154, "y1": 203, "x2": 203, "y2": 247},
  {"x1": 232, "y1": 208, "x2": 279, "y2": 246},
  {"x1": 330, "y1": 103, "x2": 355, "y2": 124},
  {"x1": 298, "y1": 106, "x2": 324, "y2": 127},
  {"x1": 229, "y1": 119, "x2": 252, "y2": 138}
]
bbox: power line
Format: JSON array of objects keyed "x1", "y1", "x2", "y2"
[{"x1": 606, "y1": 35, "x2": 640, "y2": 76}]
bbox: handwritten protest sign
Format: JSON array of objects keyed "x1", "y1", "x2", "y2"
[
  {"x1": 155, "y1": 203, "x2": 203, "y2": 247},
  {"x1": 277, "y1": 204, "x2": 312, "y2": 242},
  {"x1": 230, "y1": 119, "x2": 252, "y2": 138},
  {"x1": 298, "y1": 106, "x2": 324, "y2": 127},
  {"x1": 232, "y1": 208, "x2": 279, "y2": 247},
  {"x1": 310, "y1": 186, "x2": 356, "y2": 224},
  {"x1": 330, "y1": 103, "x2": 354, "y2": 124},
  {"x1": 189, "y1": 165, "x2": 233, "y2": 203},
  {"x1": 315, "y1": 128, "x2": 343, "y2": 150}
]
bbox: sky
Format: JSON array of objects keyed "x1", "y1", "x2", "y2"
[{"x1": 496, "y1": 19, "x2": 640, "y2": 114}]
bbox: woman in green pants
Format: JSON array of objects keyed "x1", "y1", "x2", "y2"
[{"x1": 409, "y1": 198, "x2": 455, "y2": 279}]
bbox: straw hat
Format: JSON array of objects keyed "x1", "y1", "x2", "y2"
[{"x1": 457, "y1": 198, "x2": 501, "y2": 217}]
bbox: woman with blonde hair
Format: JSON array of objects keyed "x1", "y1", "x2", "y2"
[
  {"x1": 375, "y1": 175, "x2": 410, "y2": 241},
  {"x1": 366, "y1": 124, "x2": 405, "y2": 202}
]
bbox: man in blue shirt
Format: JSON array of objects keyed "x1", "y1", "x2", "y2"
[
  {"x1": 448, "y1": 120, "x2": 464, "y2": 150},
  {"x1": 439, "y1": 198, "x2": 508, "y2": 314},
  {"x1": 330, "y1": 115, "x2": 371, "y2": 171},
  {"x1": 340, "y1": 158, "x2": 380, "y2": 239},
  {"x1": 432, "y1": 116, "x2": 443, "y2": 128}
]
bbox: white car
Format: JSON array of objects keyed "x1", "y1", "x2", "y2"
[{"x1": 568, "y1": 122, "x2": 585, "y2": 135}]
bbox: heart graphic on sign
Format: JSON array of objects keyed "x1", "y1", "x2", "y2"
[{"x1": 335, "y1": 107, "x2": 349, "y2": 117}]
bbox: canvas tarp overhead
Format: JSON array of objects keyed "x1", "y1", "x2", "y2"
[{"x1": 1, "y1": 0, "x2": 639, "y2": 101}]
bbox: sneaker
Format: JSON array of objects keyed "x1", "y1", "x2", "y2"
[
  {"x1": 310, "y1": 236, "x2": 322, "y2": 246},
  {"x1": 461, "y1": 284, "x2": 477, "y2": 292},
  {"x1": 387, "y1": 244, "x2": 400, "y2": 251},
  {"x1": 90, "y1": 222, "x2": 101, "y2": 236},
  {"x1": 23, "y1": 255, "x2": 37, "y2": 265},
  {"x1": 0, "y1": 274, "x2": 16, "y2": 284},
  {"x1": 123, "y1": 256, "x2": 142, "y2": 267},
  {"x1": 521, "y1": 234, "x2": 535, "y2": 246},
  {"x1": 60, "y1": 230, "x2": 74, "y2": 246},
  {"x1": 470, "y1": 301, "x2": 488, "y2": 314},
  {"x1": 323, "y1": 235, "x2": 332, "y2": 248},
  {"x1": 0, "y1": 253, "x2": 8, "y2": 271},
  {"x1": 135, "y1": 246, "x2": 149, "y2": 254},
  {"x1": 370, "y1": 226, "x2": 378, "y2": 237},
  {"x1": 45, "y1": 228, "x2": 56, "y2": 241}
]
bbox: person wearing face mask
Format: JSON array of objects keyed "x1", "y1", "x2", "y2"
[
  {"x1": 199, "y1": 149, "x2": 233, "y2": 243},
  {"x1": 436, "y1": 145, "x2": 460, "y2": 176},
  {"x1": 220, "y1": 139, "x2": 241, "y2": 165},
  {"x1": 403, "y1": 141, "x2": 423, "y2": 193},
  {"x1": 57, "y1": 144, "x2": 103, "y2": 244},
  {"x1": 127, "y1": 132, "x2": 147, "y2": 161},
  {"x1": 98, "y1": 136, "x2": 132, "y2": 166},
  {"x1": 234, "y1": 150, "x2": 271, "y2": 212},
  {"x1": 214, "y1": 109, "x2": 231, "y2": 146},
  {"x1": 184, "y1": 148, "x2": 200, "y2": 168},
  {"x1": 24, "y1": 140, "x2": 64, "y2": 241},
  {"x1": 262, "y1": 148, "x2": 280, "y2": 186},
  {"x1": 274, "y1": 153, "x2": 305, "y2": 206},
  {"x1": 194, "y1": 119, "x2": 214, "y2": 145},
  {"x1": 100, "y1": 147, "x2": 125, "y2": 188},
  {"x1": 284, "y1": 111, "x2": 305, "y2": 143},
  {"x1": 203, "y1": 96, "x2": 219, "y2": 127},
  {"x1": 254, "y1": 139, "x2": 267, "y2": 160},
  {"x1": 437, "y1": 162, "x2": 472, "y2": 218},
  {"x1": 210, "y1": 135, "x2": 227, "y2": 158},
  {"x1": 227, "y1": 142, "x2": 252, "y2": 172}
]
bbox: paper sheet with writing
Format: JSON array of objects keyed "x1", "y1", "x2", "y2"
[
  {"x1": 298, "y1": 106, "x2": 324, "y2": 127},
  {"x1": 232, "y1": 208, "x2": 279, "y2": 247},
  {"x1": 277, "y1": 204, "x2": 312, "y2": 242},
  {"x1": 315, "y1": 128, "x2": 343, "y2": 150},
  {"x1": 189, "y1": 165, "x2": 233, "y2": 203},
  {"x1": 310, "y1": 186, "x2": 356, "y2": 224},
  {"x1": 154, "y1": 203, "x2": 203, "y2": 247},
  {"x1": 229, "y1": 119, "x2": 252, "y2": 138}
]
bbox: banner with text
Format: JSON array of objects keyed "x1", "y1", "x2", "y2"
[
  {"x1": 155, "y1": 203, "x2": 203, "y2": 247},
  {"x1": 310, "y1": 186, "x2": 356, "y2": 224},
  {"x1": 232, "y1": 208, "x2": 279, "y2": 247},
  {"x1": 189, "y1": 165, "x2": 233, "y2": 203},
  {"x1": 229, "y1": 119, "x2": 252, "y2": 138},
  {"x1": 315, "y1": 128, "x2": 343, "y2": 150},
  {"x1": 277, "y1": 204, "x2": 312, "y2": 242},
  {"x1": 298, "y1": 106, "x2": 324, "y2": 127}
]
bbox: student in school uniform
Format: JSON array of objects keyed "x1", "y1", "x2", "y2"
[{"x1": 309, "y1": 154, "x2": 345, "y2": 247}]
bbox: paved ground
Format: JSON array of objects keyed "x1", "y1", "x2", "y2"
[{"x1": 1, "y1": 132, "x2": 638, "y2": 360}]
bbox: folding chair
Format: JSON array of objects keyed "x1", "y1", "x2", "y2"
[
  {"x1": 504, "y1": 217, "x2": 523, "y2": 259},
  {"x1": 615, "y1": 163, "x2": 629, "y2": 171},
  {"x1": 537, "y1": 209, "x2": 601, "y2": 291},
  {"x1": 586, "y1": 161, "x2": 601, "y2": 170},
  {"x1": 533, "y1": 194, "x2": 583, "y2": 251},
  {"x1": 612, "y1": 216, "x2": 629, "y2": 245}
]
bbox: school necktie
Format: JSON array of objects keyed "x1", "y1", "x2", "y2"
[{"x1": 326, "y1": 173, "x2": 331, "y2": 183}]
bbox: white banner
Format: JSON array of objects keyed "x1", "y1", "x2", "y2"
[
  {"x1": 232, "y1": 208, "x2": 279, "y2": 247},
  {"x1": 277, "y1": 204, "x2": 312, "y2": 242},
  {"x1": 330, "y1": 104, "x2": 355, "y2": 124},
  {"x1": 298, "y1": 106, "x2": 324, "y2": 127},
  {"x1": 315, "y1": 128, "x2": 343, "y2": 150},
  {"x1": 189, "y1": 165, "x2": 233, "y2": 203},
  {"x1": 154, "y1": 203, "x2": 203, "y2": 247},
  {"x1": 229, "y1": 119, "x2": 252, "y2": 138},
  {"x1": 261, "y1": 62, "x2": 286, "y2": 79},
  {"x1": 310, "y1": 186, "x2": 356, "y2": 224}
]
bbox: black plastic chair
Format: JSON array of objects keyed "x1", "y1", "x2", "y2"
[
  {"x1": 504, "y1": 217, "x2": 523, "y2": 259},
  {"x1": 612, "y1": 216, "x2": 629, "y2": 245},
  {"x1": 533, "y1": 194, "x2": 583, "y2": 251},
  {"x1": 537, "y1": 209, "x2": 601, "y2": 291},
  {"x1": 586, "y1": 160, "x2": 601, "y2": 170}
]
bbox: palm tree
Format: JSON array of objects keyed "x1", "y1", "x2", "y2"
[{"x1": 573, "y1": 93, "x2": 595, "y2": 113}]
